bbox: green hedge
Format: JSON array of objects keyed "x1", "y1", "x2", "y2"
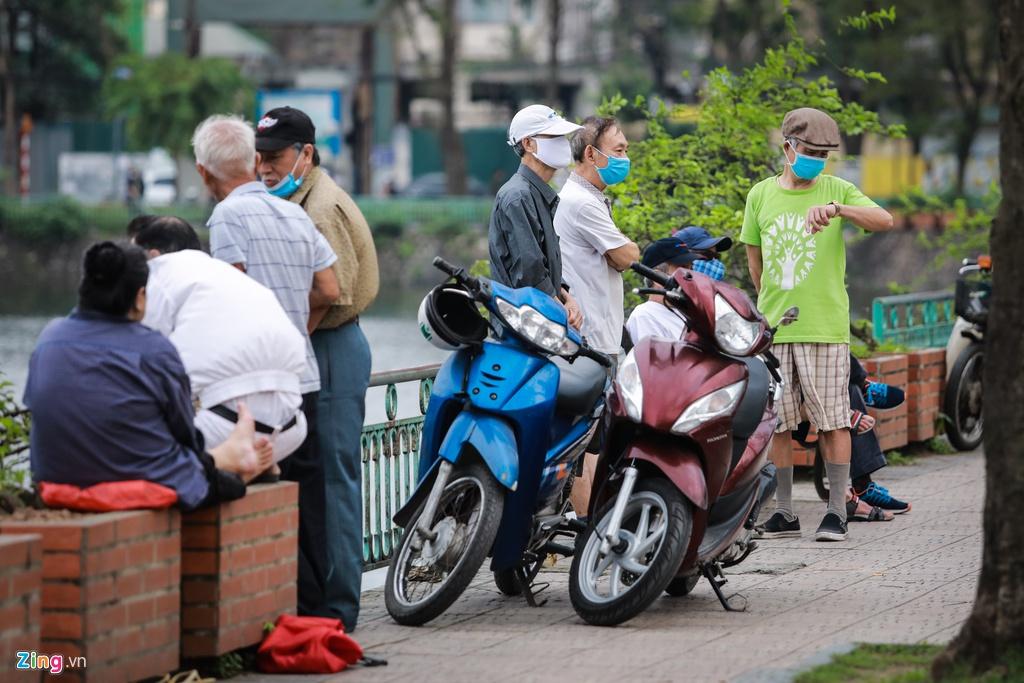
[{"x1": 0, "y1": 196, "x2": 493, "y2": 244}]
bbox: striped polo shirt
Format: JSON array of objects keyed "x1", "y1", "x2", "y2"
[{"x1": 208, "y1": 181, "x2": 338, "y2": 393}]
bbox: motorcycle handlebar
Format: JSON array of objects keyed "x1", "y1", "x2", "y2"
[
  {"x1": 630, "y1": 261, "x2": 674, "y2": 288},
  {"x1": 433, "y1": 257, "x2": 482, "y2": 293},
  {"x1": 578, "y1": 344, "x2": 614, "y2": 368}
]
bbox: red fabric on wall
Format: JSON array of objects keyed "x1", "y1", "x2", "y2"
[
  {"x1": 257, "y1": 614, "x2": 364, "y2": 674},
  {"x1": 39, "y1": 480, "x2": 178, "y2": 511}
]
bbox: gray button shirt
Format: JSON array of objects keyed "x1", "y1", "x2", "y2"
[{"x1": 488, "y1": 164, "x2": 563, "y2": 296}]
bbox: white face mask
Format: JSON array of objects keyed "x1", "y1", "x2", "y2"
[{"x1": 531, "y1": 136, "x2": 572, "y2": 169}]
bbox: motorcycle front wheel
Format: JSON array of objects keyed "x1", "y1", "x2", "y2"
[
  {"x1": 385, "y1": 459, "x2": 505, "y2": 625},
  {"x1": 944, "y1": 343, "x2": 984, "y2": 451},
  {"x1": 569, "y1": 477, "x2": 692, "y2": 626}
]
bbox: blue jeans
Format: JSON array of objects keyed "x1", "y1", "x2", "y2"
[{"x1": 312, "y1": 322, "x2": 371, "y2": 631}]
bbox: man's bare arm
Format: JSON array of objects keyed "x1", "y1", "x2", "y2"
[
  {"x1": 308, "y1": 267, "x2": 341, "y2": 333},
  {"x1": 745, "y1": 245, "x2": 763, "y2": 294},
  {"x1": 604, "y1": 241, "x2": 641, "y2": 272}
]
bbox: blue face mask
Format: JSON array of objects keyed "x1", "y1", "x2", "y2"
[
  {"x1": 786, "y1": 142, "x2": 827, "y2": 180},
  {"x1": 267, "y1": 149, "x2": 307, "y2": 198},
  {"x1": 594, "y1": 147, "x2": 631, "y2": 186},
  {"x1": 692, "y1": 258, "x2": 726, "y2": 281}
]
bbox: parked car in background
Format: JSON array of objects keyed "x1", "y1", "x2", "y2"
[{"x1": 398, "y1": 173, "x2": 491, "y2": 198}]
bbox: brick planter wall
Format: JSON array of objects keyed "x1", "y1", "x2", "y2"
[
  {"x1": 0, "y1": 534, "x2": 41, "y2": 680},
  {"x1": 861, "y1": 354, "x2": 910, "y2": 452},
  {"x1": 905, "y1": 349, "x2": 945, "y2": 443},
  {"x1": 180, "y1": 482, "x2": 298, "y2": 658},
  {"x1": 0, "y1": 511, "x2": 180, "y2": 682}
]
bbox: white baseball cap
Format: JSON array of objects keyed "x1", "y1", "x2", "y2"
[{"x1": 507, "y1": 104, "x2": 583, "y2": 146}]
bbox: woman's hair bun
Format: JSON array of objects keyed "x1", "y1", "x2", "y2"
[{"x1": 83, "y1": 241, "x2": 127, "y2": 284}]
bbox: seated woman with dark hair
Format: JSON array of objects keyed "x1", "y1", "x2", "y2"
[{"x1": 24, "y1": 241, "x2": 273, "y2": 510}]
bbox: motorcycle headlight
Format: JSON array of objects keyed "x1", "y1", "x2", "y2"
[
  {"x1": 616, "y1": 350, "x2": 643, "y2": 422},
  {"x1": 714, "y1": 294, "x2": 760, "y2": 355},
  {"x1": 671, "y1": 379, "x2": 746, "y2": 434},
  {"x1": 495, "y1": 298, "x2": 577, "y2": 356}
]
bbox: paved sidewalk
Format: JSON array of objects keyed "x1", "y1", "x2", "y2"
[{"x1": 239, "y1": 451, "x2": 983, "y2": 683}]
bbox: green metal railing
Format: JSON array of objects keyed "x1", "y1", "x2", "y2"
[
  {"x1": 872, "y1": 290, "x2": 956, "y2": 348},
  {"x1": 361, "y1": 363, "x2": 440, "y2": 569}
]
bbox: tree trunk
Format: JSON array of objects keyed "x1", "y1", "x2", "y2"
[
  {"x1": 952, "y1": 107, "x2": 980, "y2": 196},
  {"x1": 438, "y1": 0, "x2": 466, "y2": 195},
  {"x1": 354, "y1": 26, "x2": 375, "y2": 195},
  {"x1": 0, "y1": 3, "x2": 17, "y2": 196},
  {"x1": 933, "y1": 0, "x2": 1024, "y2": 677},
  {"x1": 545, "y1": 0, "x2": 561, "y2": 107},
  {"x1": 184, "y1": 0, "x2": 200, "y2": 58}
]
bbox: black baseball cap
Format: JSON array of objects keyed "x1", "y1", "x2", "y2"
[
  {"x1": 255, "y1": 107, "x2": 315, "y2": 152},
  {"x1": 641, "y1": 237, "x2": 699, "y2": 269}
]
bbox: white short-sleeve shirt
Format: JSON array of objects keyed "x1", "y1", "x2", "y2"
[
  {"x1": 554, "y1": 173, "x2": 631, "y2": 353},
  {"x1": 142, "y1": 249, "x2": 307, "y2": 422},
  {"x1": 626, "y1": 300, "x2": 687, "y2": 344}
]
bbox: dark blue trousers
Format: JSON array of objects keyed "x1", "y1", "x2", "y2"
[{"x1": 312, "y1": 322, "x2": 371, "y2": 631}]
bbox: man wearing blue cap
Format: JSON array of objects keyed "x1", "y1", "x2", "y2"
[
  {"x1": 626, "y1": 236, "x2": 698, "y2": 343},
  {"x1": 673, "y1": 226, "x2": 733, "y2": 281}
]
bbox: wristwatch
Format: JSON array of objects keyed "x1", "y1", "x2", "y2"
[{"x1": 827, "y1": 201, "x2": 842, "y2": 217}]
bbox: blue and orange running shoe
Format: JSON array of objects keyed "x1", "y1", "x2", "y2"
[{"x1": 856, "y1": 482, "x2": 911, "y2": 514}]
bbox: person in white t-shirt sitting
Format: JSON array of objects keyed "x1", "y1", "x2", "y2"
[
  {"x1": 626, "y1": 236, "x2": 699, "y2": 344},
  {"x1": 130, "y1": 216, "x2": 308, "y2": 468}
]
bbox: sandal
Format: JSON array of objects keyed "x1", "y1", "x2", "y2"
[{"x1": 845, "y1": 490, "x2": 894, "y2": 522}]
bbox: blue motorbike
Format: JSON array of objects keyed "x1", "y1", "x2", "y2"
[{"x1": 384, "y1": 258, "x2": 612, "y2": 625}]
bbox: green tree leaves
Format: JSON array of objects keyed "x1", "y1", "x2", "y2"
[{"x1": 101, "y1": 53, "x2": 254, "y2": 157}]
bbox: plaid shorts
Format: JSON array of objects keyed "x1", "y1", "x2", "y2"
[{"x1": 774, "y1": 343, "x2": 851, "y2": 433}]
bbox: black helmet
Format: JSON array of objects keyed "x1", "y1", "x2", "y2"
[{"x1": 417, "y1": 284, "x2": 488, "y2": 350}]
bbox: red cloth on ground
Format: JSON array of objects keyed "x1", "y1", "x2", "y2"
[
  {"x1": 257, "y1": 614, "x2": 364, "y2": 674},
  {"x1": 39, "y1": 480, "x2": 178, "y2": 512}
]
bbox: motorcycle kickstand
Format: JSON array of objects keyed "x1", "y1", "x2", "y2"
[
  {"x1": 701, "y1": 564, "x2": 748, "y2": 612},
  {"x1": 514, "y1": 562, "x2": 549, "y2": 608}
]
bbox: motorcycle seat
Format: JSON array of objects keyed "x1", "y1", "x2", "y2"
[{"x1": 551, "y1": 356, "x2": 608, "y2": 416}]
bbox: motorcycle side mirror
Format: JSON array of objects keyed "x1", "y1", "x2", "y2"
[{"x1": 779, "y1": 307, "x2": 800, "y2": 326}]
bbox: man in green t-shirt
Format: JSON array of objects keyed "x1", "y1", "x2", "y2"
[{"x1": 740, "y1": 108, "x2": 894, "y2": 542}]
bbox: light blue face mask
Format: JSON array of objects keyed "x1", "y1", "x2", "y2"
[
  {"x1": 594, "y1": 147, "x2": 631, "y2": 186},
  {"x1": 267, "y1": 146, "x2": 307, "y2": 198},
  {"x1": 786, "y1": 141, "x2": 827, "y2": 181},
  {"x1": 692, "y1": 258, "x2": 726, "y2": 281}
]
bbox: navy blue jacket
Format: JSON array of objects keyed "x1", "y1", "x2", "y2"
[{"x1": 24, "y1": 308, "x2": 210, "y2": 509}]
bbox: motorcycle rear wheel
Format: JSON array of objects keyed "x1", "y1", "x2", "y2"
[
  {"x1": 944, "y1": 343, "x2": 984, "y2": 451},
  {"x1": 385, "y1": 459, "x2": 505, "y2": 625},
  {"x1": 569, "y1": 477, "x2": 692, "y2": 626}
]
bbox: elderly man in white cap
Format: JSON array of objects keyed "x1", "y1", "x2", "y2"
[{"x1": 488, "y1": 104, "x2": 583, "y2": 327}]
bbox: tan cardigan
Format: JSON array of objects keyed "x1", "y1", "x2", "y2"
[{"x1": 290, "y1": 166, "x2": 380, "y2": 328}]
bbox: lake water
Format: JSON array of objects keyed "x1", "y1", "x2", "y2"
[{"x1": 0, "y1": 289, "x2": 448, "y2": 426}]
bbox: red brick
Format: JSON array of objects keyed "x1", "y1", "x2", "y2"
[
  {"x1": 0, "y1": 534, "x2": 39, "y2": 570},
  {"x1": 182, "y1": 605, "x2": 218, "y2": 630},
  {"x1": 42, "y1": 611, "x2": 82, "y2": 640},
  {"x1": 0, "y1": 600, "x2": 28, "y2": 630},
  {"x1": 153, "y1": 591, "x2": 179, "y2": 620},
  {"x1": 42, "y1": 552, "x2": 81, "y2": 580},
  {"x1": 183, "y1": 578, "x2": 218, "y2": 603},
  {"x1": 42, "y1": 581, "x2": 81, "y2": 609},
  {"x1": 114, "y1": 510, "x2": 167, "y2": 542},
  {"x1": 221, "y1": 482, "x2": 298, "y2": 519},
  {"x1": 90, "y1": 601, "x2": 127, "y2": 635},
  {"x1": 182, "y1": 550, "x2": 218, "y2": 575},
  {"x1": 182, "y1": 523, "x2": 220, "y2": 550}
]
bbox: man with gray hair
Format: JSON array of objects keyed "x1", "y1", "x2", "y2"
[{"x1": 192, "y1": 114, "x2": 341, "y2": 616}]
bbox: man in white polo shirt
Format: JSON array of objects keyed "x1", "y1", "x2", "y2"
[
  {"x1": 131, "y1": 216, "x2": 308, "y2": 463},
  {"x1": 554, "y1": 115, "x2": 639, "y2": 513},
  {"x1": 554, "y1": 115, "x2": 639, "y2": 357}
]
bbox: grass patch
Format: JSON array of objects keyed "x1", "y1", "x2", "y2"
[
  {"x1": 927, "y1": 435, "x2": 958, "y2": 455},
  {"x1": 796, "y1": 644, "x2": 1024, "y2": 683},
  {"x1": 795, "y1": 643, "x2": 940, "y2": 683},
  {"x1": 885, "y1": 450, "x2": 917, "y2": 466}
]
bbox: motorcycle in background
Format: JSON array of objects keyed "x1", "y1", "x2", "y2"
[
  {"x1": 384, "y1": 258, "x2": 612, "y2": 625},
  {"x1": 568, "y1": 262, "x2": 797, "y2": 626},
  {"x1": 944, "y1": 255, "x2": 990, "y2": 451}
]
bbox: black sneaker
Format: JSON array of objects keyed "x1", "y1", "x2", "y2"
[
  {"x1": 815, "y1": 512, "x2": 848, "y2": 542},
  {"x1": 755, "y1": 512, "x2": 801, "y2": 539}
]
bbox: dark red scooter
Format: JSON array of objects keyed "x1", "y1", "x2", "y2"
[{"x1": 568, "y1": 262, "x2": 796, "y2": 626}]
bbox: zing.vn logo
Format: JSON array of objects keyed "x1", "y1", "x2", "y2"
[{"x1": 16, "y1": 651, "x2": 87, "y2": 674}]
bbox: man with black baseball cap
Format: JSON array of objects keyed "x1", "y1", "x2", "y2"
[
  {"x1": 256, "y1": 105, "x2": 380, "y2": 630},
  {"x1": 740, "y1": 107, "x2": 894, "y2": 543},
  {"x1": 625, "y1": 236, "x2": 697, "y2": 344}
]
